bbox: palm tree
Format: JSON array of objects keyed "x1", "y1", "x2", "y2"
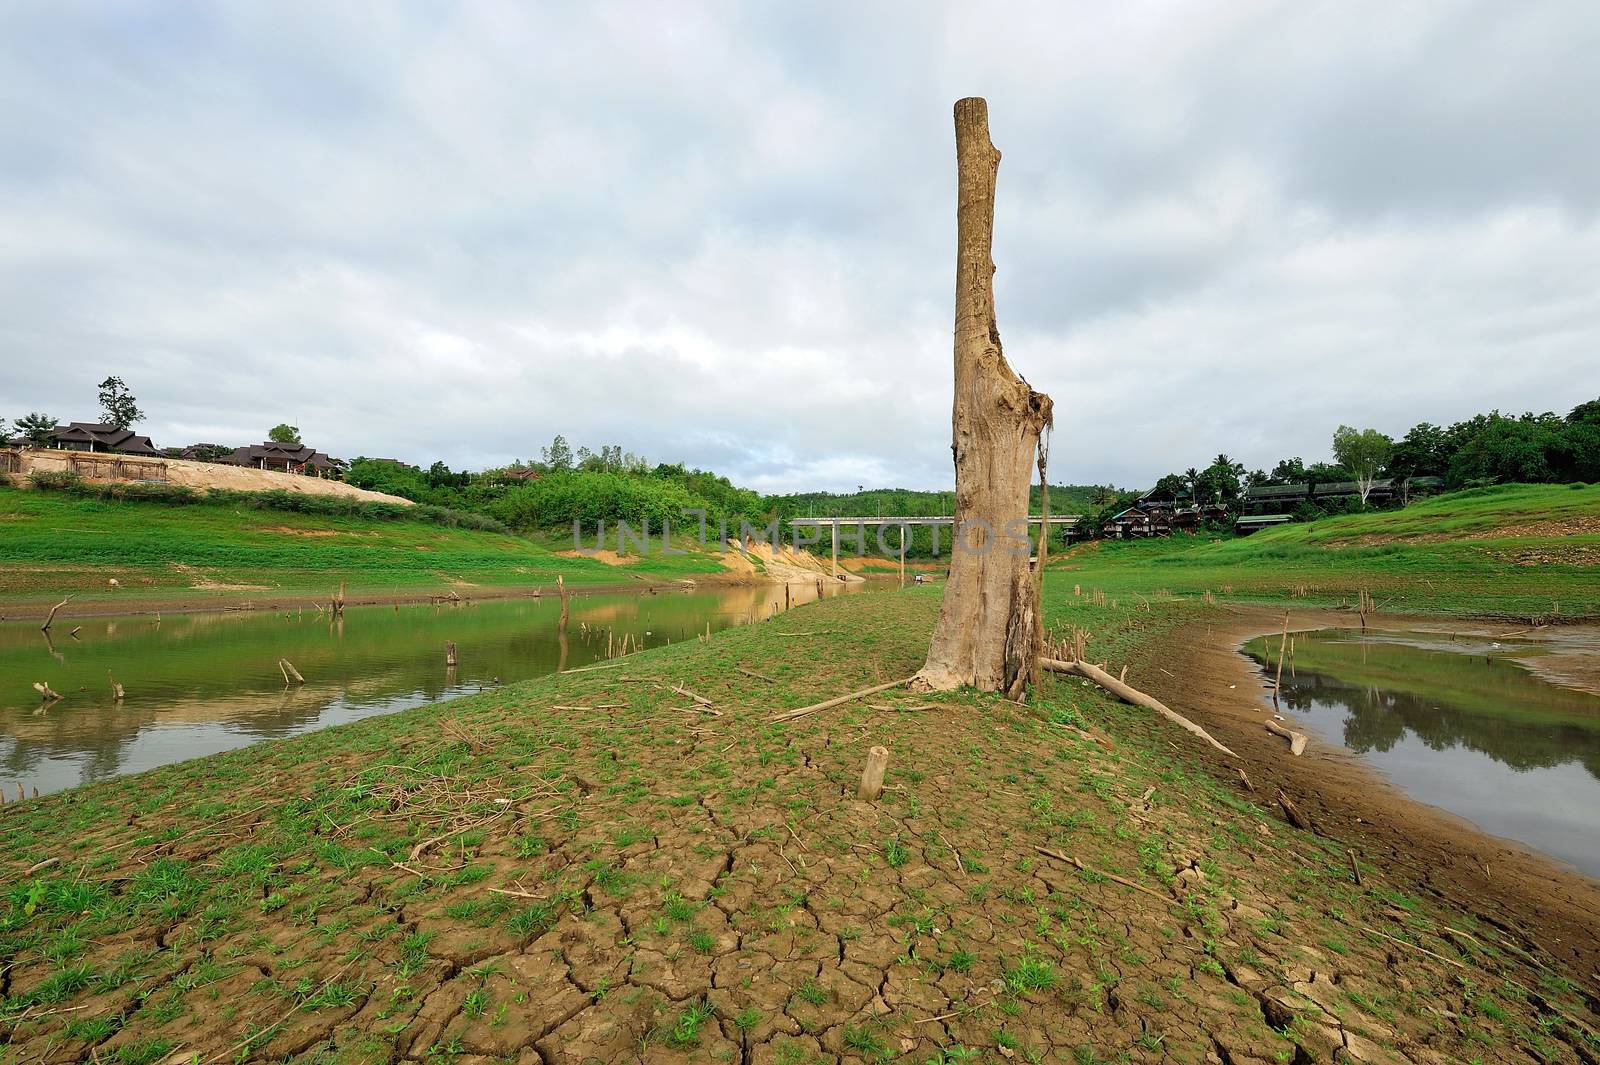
[{"x1": 1184, "y1": 467, "x2": 1201, "y2": 502}]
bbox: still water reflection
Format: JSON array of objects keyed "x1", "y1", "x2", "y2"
[
  {"x1": 1244, "y1": 630, "x2": 1600, "y2": 877},
  {"x1": 2, "y1": 581, "x2": 873, "y2": 797}
]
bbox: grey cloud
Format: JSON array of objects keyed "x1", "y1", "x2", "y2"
[{"x1": 2, "y1": 1, "x2": 1596, "y2": 493}]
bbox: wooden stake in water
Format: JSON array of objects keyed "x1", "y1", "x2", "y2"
[
  {"x1": 1273, "y1": 612, "x2": 1289, "y2": 702},
  {"x1": 446, "y1": 641, "x2": 457, "y2": 668}
]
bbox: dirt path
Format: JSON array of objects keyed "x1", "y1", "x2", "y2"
[{"x1": 1135, "y1": 607, "x2": 1600, "y2": 980}]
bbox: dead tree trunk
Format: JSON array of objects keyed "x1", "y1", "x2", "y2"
[{"x1": 912, "y1": 98, "x2": 1053, "y2": 699}]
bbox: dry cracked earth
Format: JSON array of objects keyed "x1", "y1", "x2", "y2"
[{"x1": 2, "y1": 593, "x2": 1597, "y2": 1065}]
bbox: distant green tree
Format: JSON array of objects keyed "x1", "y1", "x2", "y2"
[
  {"x1": 1148, "y1": 474, "x2": 1188, "y2": 501},
  {"x1": 541, "y1": 434, "x2": 573, "y2": 471},
  {"x1": 97, "y1": 376, "x2": 144, "y2": 429},
  {"x1": 1332, "y1": 426, "x2": 1393, "y2": 505},
  {"x1": 1269, "y1": 457, "x2": 1308, "y2": 483},
  {"x1": 1446, "y1": 413, "x2": 1561, "y2": 485},
  {"x1": 1566, "y1": 399, "x2": 1600, "y2": 482},
  {"x1": 14, "y1": 411, "x2": 58, "y2": 446},
  {"x1": 1196, "y1": 454, "x2": 1246, "y2": 505},
  {"x1": 268, "y1": 423, "x2": 301, "y2": 444},
  {"x1": 1385, "y1": 422, "x2": 1451, "y2": 480}
]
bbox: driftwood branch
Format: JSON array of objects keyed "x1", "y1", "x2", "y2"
[
  {"x1": 40, "y1": 595, "x2": 72, "y2": 633},
  {"x1": 1042, "y1": 658, "x2": 1236, "y2": 758},
  {"x1": 1265, "y1": 719, "x2": 1307, "y2": 756},
  {"x1": 770, "y1": 677, "x2": 914, "y2": 722}
]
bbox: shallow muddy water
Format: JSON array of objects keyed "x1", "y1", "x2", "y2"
[
  {"x1": 1, "y1": 580, "x2": 878, "y2": 798},
  {"x1": 1244, "y1": 629, "x2": 1600, "y2": 877}
]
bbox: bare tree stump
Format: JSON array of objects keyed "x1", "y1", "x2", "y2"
[
  {"x1": 32, "y1": 681, "x2": 61, "y2": 702},
  {"x1": 913, "y1": 98, "x2": 1053, "y2": 700},
  {"x1": 446, "y1": 641, "x2": 458, "y2": 668},
  {"x1": 108, "y1": 672, "x2": 125, "y2": 701},
  {"x1": 856, "y1": 745, "x2": 890, "y2": 801}
]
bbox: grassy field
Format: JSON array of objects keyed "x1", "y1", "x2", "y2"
[
  {"x1": 1055, "y1": 483, "x2": 1600, "y2": 619},
  {"x1": 0, "y1": 488, "x2": 734, "y2": 609},
  {"x1": 2, "y1": 589, "x2": 1595, "y2": 1064}
]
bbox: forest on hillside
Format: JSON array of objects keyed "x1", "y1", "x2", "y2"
[{"x1": 341, "y1": 399, "x2": 1599, "y2": 545}]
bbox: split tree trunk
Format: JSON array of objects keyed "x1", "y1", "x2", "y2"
[{"x1": 913, "y1": 98, "x2": 1053, "y2": 700}]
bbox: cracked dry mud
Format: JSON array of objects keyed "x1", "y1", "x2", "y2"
[{"x1": 2, "y1": 593, "x2": 1597, "y2": 1065}]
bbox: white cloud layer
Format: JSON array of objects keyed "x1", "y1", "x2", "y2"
[{"x1": 2, "y1": 1, "x2": 1597, "y2": 490}]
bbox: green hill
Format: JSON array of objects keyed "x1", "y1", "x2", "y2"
[
  {"x1": 1053, "y1": 483, "x2": 1600, "y2": 618},
  {"x1": 0, "y1": 486, "x2": 728, "y2": 611}
]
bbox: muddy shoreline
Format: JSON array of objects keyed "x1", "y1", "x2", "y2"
[{"x1": 1137, "y1": 607, "x2": 1600, "y2": 979}]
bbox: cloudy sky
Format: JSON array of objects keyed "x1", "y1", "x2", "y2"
[{"x1": 2, "y1": 2, "x2": 1596, "y2": 492}]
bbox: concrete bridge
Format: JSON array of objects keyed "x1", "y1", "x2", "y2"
[{"x1": 786, "y1": 515, "x2": 1085, "y2": 575}]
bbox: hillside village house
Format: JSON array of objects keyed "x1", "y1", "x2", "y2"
[
  {"x1": 48, "y1": 422, "x2": 161, "y2": 456},
  {"x1": 220, "y1": 441, "x2": 338, "y2": 476}
]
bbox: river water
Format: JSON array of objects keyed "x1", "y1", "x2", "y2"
[
  {"x1": 1, "y1": 580, "x2": 877, "y2": 799},
  {"x1": 1244, "y1": 629, "x2": 1600, "y2": 877}
]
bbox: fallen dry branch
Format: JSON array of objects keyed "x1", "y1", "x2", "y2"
[
  {"x1": 33, "y1": 681, "x2": 62, "y2": 702},
  {"x1": 672, "y1": 684, "x2": 714, "y2": 708},
  {"x1": 774, "y1": 630, "x2": 840, "y2": 637},
  {"x1": 1048, "y1": 718, "x2": 1115, "y2": 752},
  {"x1": 1042, "y1": 658, "x2": 1236, "y2": 758},
  {"x1": 1032, "y1": 845, "x2": 1176, "y2": 907},
  {"x1": 1264, "y1": 719, "x2": 1308, "y2": 756},
  {"x1": 557, "y1": 660, "x2": 627, "y2": 675},
  {"x1": 769, "y1": 677, "x2": 915, "y2": 722},
  {"x1": 736, "y1": 666, "x2": 778, "y2": 683},
  {"x1": 1276, "y1": 788, "x2": 1313, "y2": 831},
  {"x1": 488, "y1": 885, "x2": 549, "y2": 900},
  {"x1": 1360, "y1": 926, "x2": 1466, "y2": 969}
]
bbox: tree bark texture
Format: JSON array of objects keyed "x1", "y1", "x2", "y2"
[{"x1": 913, "y1": 98, "x2": 1053, "y2": 700}]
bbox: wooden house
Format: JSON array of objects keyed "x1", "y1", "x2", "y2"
[{"x1": 49, "y1": 422, "x2": 160, "y2": 456}]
